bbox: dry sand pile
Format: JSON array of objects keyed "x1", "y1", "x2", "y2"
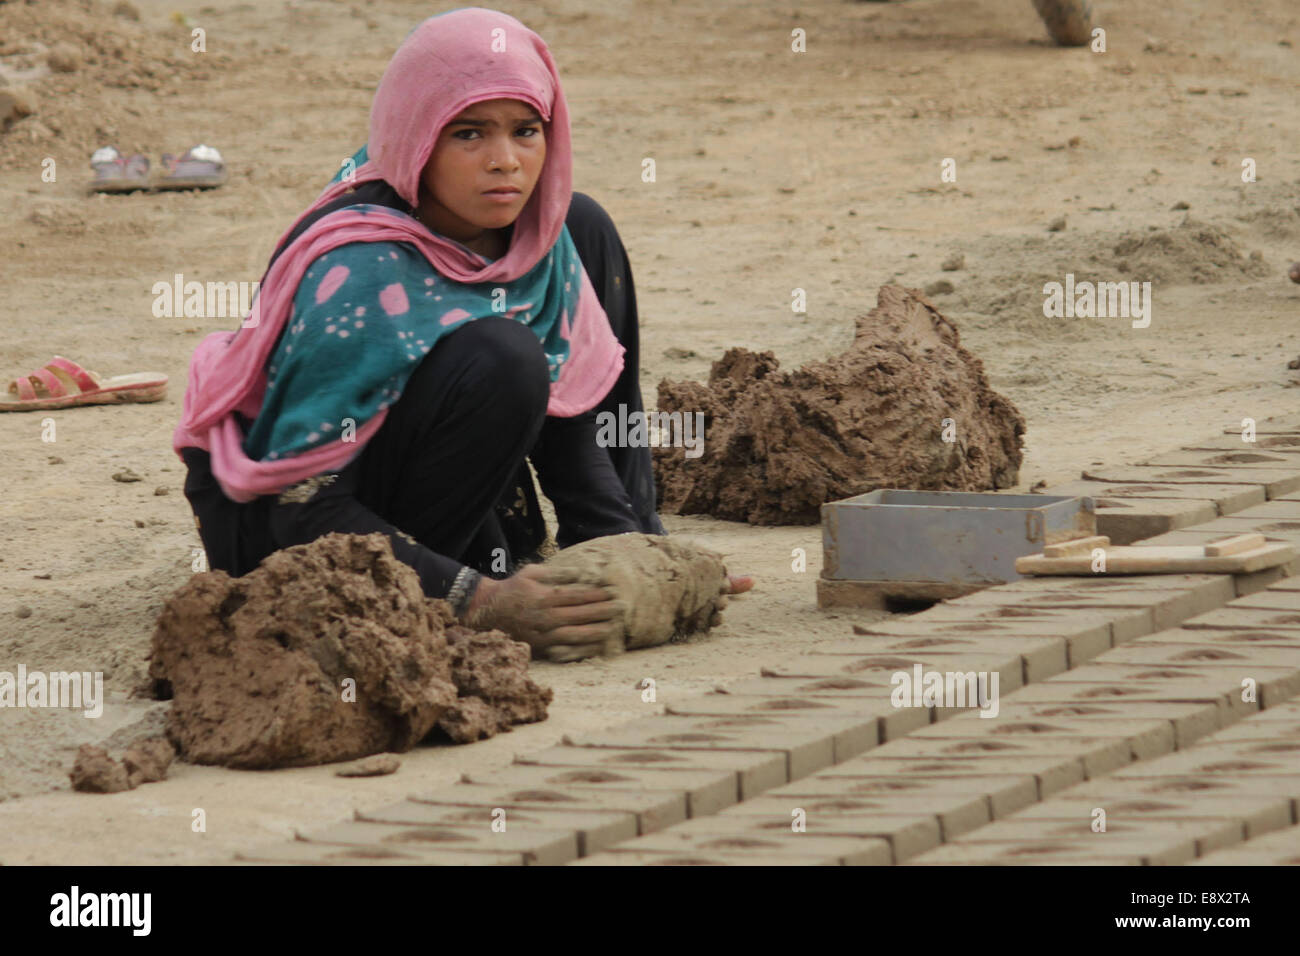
[
  {"x1": 537, "y1": 533, "x2": 730, "y2": 661},
  {"x1": 653, "y1": 285, "x2": 1026, "y2": 525},
  {"x1": 146, "y1": 533, "x2": 552, "y2": 770}
]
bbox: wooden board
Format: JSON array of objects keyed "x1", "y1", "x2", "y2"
[{"x1": 1016, "y1": 540, "x2": 1295, "y2": 576}]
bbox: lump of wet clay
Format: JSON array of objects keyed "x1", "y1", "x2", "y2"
[
  {"x1": 653, "y1": 284, "x2": 1026, "y2": 524},
  {"x1": 70, "y1": 745, "x2": 132, "y2": 794},
  {"x1": 149, "y1": 533, "x2": 460, "y2": 769},
  {"x1": 538, "y1": 533, "x2": 729, "y2": 661},
  {"x1": 123, "y1": 736, "x2": 176, "y2": 787},
  {"x1": 434, "y1": 628, "x2": 554, "y2": 741},
  {"x1": 148, "y1": 533, "x2": 552, "y2": 768},
  {"x1": 335, "y1": 755, "x2": 401, "y2": 777},
  {"x1": 70, "y1": 736, "x2": 177, "y2": 793}
]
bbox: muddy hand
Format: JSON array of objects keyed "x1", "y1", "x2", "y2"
[
  {"x1": 1289, "y1": 261, "x2": 1300, "y2": 284},
  {"x1": 463, "y1": 564, "x2": 622, "y2": 659}
]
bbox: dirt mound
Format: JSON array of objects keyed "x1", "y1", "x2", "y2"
[
  {"x1": 436, "y1": 628, "x2": 554, "y2": 742},
  {"x1": 0, "y1": 0, "x2": 218, "y2": 163},
  {"x1": 1105, "y1": 217, "x2": 1271, "y2": 284},
  {"x1": 147, "y1": 533, "x2": 550, "y2": 768},
  {"x1": 538, "y1": 533, "x2": 729, "y2": 660},
  {"x1": 70, "y1": 736, "x2": 174, "y2": 793},
  {"x1": 653, "y1": 285, "x2": 1025, "y2": 524}
]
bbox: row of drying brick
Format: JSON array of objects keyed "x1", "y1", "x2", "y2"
[
  {"x1": 230, "y1": 418, "x2": 1300, "y2": 865},
  {"x1": 1040, "y1": 413, "x2": 1300, "y2": 544},
  {"x1": 908, "y1": 697, "x2": 1300, "y2": 865},
  {"x1": 235, "y1": 577, "x2": 1300, "y2": 864},
  {"x1": 575, "y1": 581, "x2": 1300, "y2": 865}
]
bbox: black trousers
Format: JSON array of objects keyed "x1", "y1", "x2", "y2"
[{"x1": 182, "y1": 191, "x2": 663, "y2": 600}]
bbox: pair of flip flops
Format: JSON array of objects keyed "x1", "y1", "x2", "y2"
[
  {"x1": 1, "y1": 356, "x2": 168, "y2": 412},
  {"x1": 90, "y1": 144, "x2": 228, "y2": 193}
]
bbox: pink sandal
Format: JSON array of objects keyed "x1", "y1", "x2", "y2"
[{"x1": 1, "y1": 355, "x2": 168, "y2": 412}]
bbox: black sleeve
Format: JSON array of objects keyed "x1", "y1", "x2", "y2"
[
  {"x1": 529, "y1": 410, "x2": 642, "y2": 549},
  {"x1": 267, "y1": 451, "x2": 479, "y2": 611}
]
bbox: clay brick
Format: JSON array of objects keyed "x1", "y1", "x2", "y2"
[
  {"x1": 1062, "y1": 657, "x2": 1300, "y2": 707},
  {"x1": 1038, "y1": 479, "x2": 1266, "y2": 516},
  {"x1": 1228, "y1": 589, "x2": 1300, "y2": 611},
  {"x1": 710, "y1": 805, "x2": 942, "y2": 861},
  {"x1": 357, "y1": 799, "x2": 635, "y2": 854},
  {"x1": 633, "y1": 814, "x2": 902, "y2": 864},
  {"x1": 568, "y1": 717, "x2": 836, "y2": 780},
  {"x1": 1071, "y1": 774, "x2": 1300, "y2": 807},
  {"x1": 1137, "y1": 529, "x2": 1241, "y2": 547},
  {"x1": 1033, "y1": 665, "x2": 1263, "y2": 716},
  {"x1": 991, "y1": 699, "x2": 1222, "y2": 749},
  {"x1": 1187, "y1": 435, "x2": 1300, "y2": 454},
  {"x1": 811, "y1": 636, "x2": 1067, "y2": 683},
  {"x1": 514, "y1": 743, "x2": 787, "y2": 800},
  {"x1": 950, "y1": 817, "x2": 1241, "y2": 856},
  {"x1": 734, "y1": 787, "x2": 990, "y2": 840},
  {"x1": 598, "y1": 828, "x2": 887, "y2": 865},
  {"x1": 1184, "y1": 607, "x2": 1300, "y2": 630},
  {"x1": 908, "y1": 839, "x2": 1183, "y2": 865},
  {"x1": 766, "y1": 650, "x2": 1024, "y2": 684},
  {"x1": 947, "y1": 584, "x2": 1228, "y2": 632},
  {"x1": 1011, "y1": 794, "x2": 1293, "y2": 839},
  {"x1": 234, "y1": 842, "x2": 523, "y2": 865},
  {"x1": 702, "y1": 697, "x2": 928, "y2": 744},
  {"x1": 1099, "y1": 642, "x2": 1300, "y2": 669},
  {"x1": 825, "y1": 751, "x2": 1087, "y2": 797},
  {"x1": 996, "y1": 572, "x2": 1228, "y2": 594},
  {"x1": 657, "y1": 688, "x2": 930, "y2": 743},
  {"x1": 1191, "y1": 825, "x2": 1300, "y2": 866},
  {"x1": 1108, "y1": 745, "x2": 1300, "y2": 780},
  {"x1": 1143, "y1": 626, "x2": 1300, "y2": 650},
  {"x1": 906, "y1": 715, "x2": 1175, "y2": 761},
  {"x1": 568, "y1": 850, "x2": 838, "y2": 866},
  {"x1": 872, "y1": 725, "x2": 1138, "y2": 774},
  {"x1": 1084, "y1": 464, "x2": 1300, "y2": 499},
  {"x1": 1235, "y1": 564, "x2": 1298, "y2": 595},
  {"x1": 1232, "y1": 499, "x2": 1300, "y2": 518},
  {"x1": 849, "y1": 614, "x2": 1114, "y2": 665},
  {"x1": 617, "y1": 707, "x2": 881, "y2": 762},
  {"x1": 465, "y1": 764, "x2": 737, "y2": 818},
  {"x1": 296, "y1": 819, "x2": 575, "y2": 865},
  {"x1": 1094, "y1": 498, "x2": 1219, "y2": 545},
  {"x1": 1162, "y1": 516, "x2": 1300, "y2": 547},
  {"x1": 791, "y1": 771, "x2": 1037, "y2": 818},
  {"x1": 409, "y1": 782, "x2": 686, "y2": 837}
]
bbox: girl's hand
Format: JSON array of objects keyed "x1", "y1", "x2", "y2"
[{"x1": 463, "y1": 564, "x2": 621, "y2": 658}]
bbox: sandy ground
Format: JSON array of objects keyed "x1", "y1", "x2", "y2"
[{"x1": 1, "y1": 0, "x2": 1298, "y2": 864}]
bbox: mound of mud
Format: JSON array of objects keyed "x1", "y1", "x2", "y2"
[
  {"x1": 538, "y1": 533, "x2": 729, "y2": 660},
  {"x1": 436, "y1": 628, "x2": 554, "y2": 742},
  {"x1": 148, "y1": 533, "x2": 550, "y2": 768},
  {"x1": 70, "y1": 736, "x2": 175, "y2": 793},
  {"x1": 653, "y1": 285, "x2": 1025, "y2": 524},
  {"x1": 1106, "y1": 218, "x2": 1270, "y2": 284}
]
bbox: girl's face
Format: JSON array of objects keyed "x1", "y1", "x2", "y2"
[{"x1": 416, "y1": 98, "x2": 547, "y2": 244}]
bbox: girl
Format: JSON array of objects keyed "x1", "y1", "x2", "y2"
[{"x1": 173, "y1": 8, "x2": 748, "y2": 660}]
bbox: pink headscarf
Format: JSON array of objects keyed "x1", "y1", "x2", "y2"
[{"x1": 172, "y1": 7, "x2": 623, "y2": 503}]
